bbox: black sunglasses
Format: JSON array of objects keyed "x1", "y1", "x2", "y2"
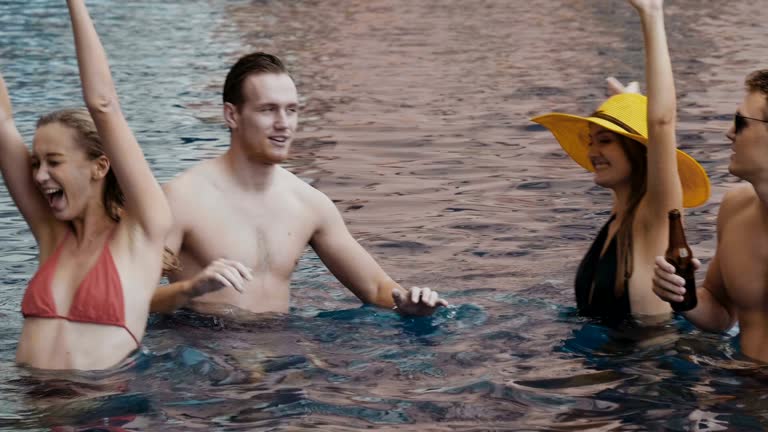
[{"x1": 734, "y1": 112, "x2": 768, "y2": 134}]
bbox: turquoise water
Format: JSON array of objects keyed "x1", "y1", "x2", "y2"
[{"x1": 0, "y1": 0, "x2": 766, "y2": 430}]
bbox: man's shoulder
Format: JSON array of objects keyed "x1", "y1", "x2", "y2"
[
  {"x1": 718, "y1": 183, "x2": 757, "y2": 224},
  {"x1": 721, "y1": 183, "x2": 756, "y2": 211},
  {"x1": 163, "y1": 159, "x2": 220, "y2": 196},
  {"x1": 275, "y1": 168, "x2": 339, "y2": 224},
  {"x1": 162, "y1": 159, "x2": 225, "y2": 218},
  {"x1": 277, "y1": 166, "x2": 327, "y2": 199}
]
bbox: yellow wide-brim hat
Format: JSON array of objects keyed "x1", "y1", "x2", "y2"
[{"x1": 531, "y1": 93, "x2": 710, "y2": 208}]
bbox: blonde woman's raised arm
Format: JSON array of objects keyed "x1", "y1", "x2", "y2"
[
  {"x1": 0, "y1": 74, "x2": 56, "y2": 242},
  {"x1": 66, "y1": 0, "x2": 171, "y2": 240}
]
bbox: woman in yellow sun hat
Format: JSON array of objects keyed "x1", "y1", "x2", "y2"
[{"x1": 531, "y1": 0, "x2": 710, "y2": 323}]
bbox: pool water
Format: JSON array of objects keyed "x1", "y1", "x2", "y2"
[{"x1": 0, "y1": 0, "x2": 765, "y2": 430}]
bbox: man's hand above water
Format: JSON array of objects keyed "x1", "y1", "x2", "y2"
[
  {"x1": 184, "y1": 258, "x2": 253, "y2": 300},
  {"x1": 392, "y1": 286, "x2": 449, "y2": 317},
  {"x1": 652, "y1": 255, "x2": 701, "y2": 305}
]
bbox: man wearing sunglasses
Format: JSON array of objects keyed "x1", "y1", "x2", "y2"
[{"x1": 652, "y1": 70, "x2": 768, "y2": 363}]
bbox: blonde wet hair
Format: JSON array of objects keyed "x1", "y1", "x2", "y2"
[
  {"x1": 37, "y1": 108, "x2": 124, "y2": 222},
  {"x1": 36, "y1": 108, "x2": 181, "y2": 273}
]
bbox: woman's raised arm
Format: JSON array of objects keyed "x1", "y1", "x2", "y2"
[
  {"x1": 630, "y1": 0, "x2": 683, "y2": 217},
  {"x1": 0, "y1": 74, "x2": 56, "y2": 243},
  {"x1": 66, "y1": 0, "x2": 171, "y2": 240}
]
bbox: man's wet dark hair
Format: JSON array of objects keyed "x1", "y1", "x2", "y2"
[
  {"x1": 222, "y1": 52, "x2": 288, "y2": 109},
  {"x1": 746, "y1": 70, "x2": 768, "y2": 94},
  {"x1": 746, "y1": 70, "x2": 768, "y2": 119}
]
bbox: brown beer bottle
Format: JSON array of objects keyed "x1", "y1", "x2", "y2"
[{"x1": 665, "y1": 209, "x2": 697, "y2": 312}]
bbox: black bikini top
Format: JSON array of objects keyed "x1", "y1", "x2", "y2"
[{"x1": 574, "y1": 214, "x2": 631, "y2": 321}]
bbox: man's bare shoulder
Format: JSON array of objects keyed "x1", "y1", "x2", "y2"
[
  {"x1": 720, "y1": 184, "x2": 756, "y2": 220},
  {"x1": 276, "y1": 168, "x2": 339, "y2": 230},
  {"x1": 162, "y1": 159, "x2": 224, "y2": 214},
  {"x1": 277, "y1": 166, "x2": 329, "y2": 201},
  {"x1": 164, "y1": 159, "x2": 221, "y2": 193}
]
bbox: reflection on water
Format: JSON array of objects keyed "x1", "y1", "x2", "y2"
[{"x1": 0, "y1": 0, "x2": 765, "y2": 430}]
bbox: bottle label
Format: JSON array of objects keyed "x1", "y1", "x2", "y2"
[{"x1": 679, "y1": 248, "x2": 688, "y2": 258}]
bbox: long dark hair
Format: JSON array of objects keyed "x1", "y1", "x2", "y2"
[
  {"x1": 37, "y1": 108, "x2": 125, "y2": 222},
  {"x1": 614, "y1": 135, "x2": 648, "y2": 298}
]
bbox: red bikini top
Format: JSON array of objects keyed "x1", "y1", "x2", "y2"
[{"x1": 20, "y1": 230, "x2": 139, "y2": 347}]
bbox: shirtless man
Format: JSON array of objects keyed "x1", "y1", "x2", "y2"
[
  {"x1": 151, "y1": 52, "x2": 448, "y2": 317},
  {"x1": 653, "y1": 70, "x2": 768, "y2": 362}
]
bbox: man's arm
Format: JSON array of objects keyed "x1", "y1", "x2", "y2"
[
  {"x1": 653, "y1": 190, "x2": 738, "y2": 332},
  {"x1": 685, "y1": 252, "x2": 736, "y2": 332},
  {"x1": 151, "y1": 258, "x2": 251, "y2": 313},
  {"x1": 308, "y1": 191, "x2": 447, "y2": 316},
  {"x1": 680, "y1": 188, "x2": 738, "y2": 331},
  {"x1": 653, "y1": 252, "x2": 735, "y2": 333},
  {"x1": 150, "y1": 182, "x2": 189, "y2": 313},
  {"x1": 151, "y1": 280, "x2": 194, "y2": 314},
  {"x1": 149, "y1": 181, "x2": 251, "y2": 313}
]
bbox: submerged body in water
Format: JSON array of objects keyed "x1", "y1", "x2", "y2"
[{"x1": 0, "y1": 0, "x2": 758, "y2": 429}]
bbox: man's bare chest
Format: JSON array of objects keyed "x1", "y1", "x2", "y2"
[
  {"x1": 182, "y1": 199, "x2": 316, "y2": 275},
  {"x1": 719, "y1": 212, "x2": 768, "y2": 309}
]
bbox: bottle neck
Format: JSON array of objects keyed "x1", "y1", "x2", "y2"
[{"x1": 668, "y1": 214, "x2": 688, "y2": 247}]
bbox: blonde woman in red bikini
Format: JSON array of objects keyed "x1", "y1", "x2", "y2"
[{"x1": 0, "y1": 0, "x2": 171, "y2": 370}]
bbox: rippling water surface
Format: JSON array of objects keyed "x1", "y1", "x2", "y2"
[{"x1": 0, "y1": 0, "x2": 767, "y2": 430}]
